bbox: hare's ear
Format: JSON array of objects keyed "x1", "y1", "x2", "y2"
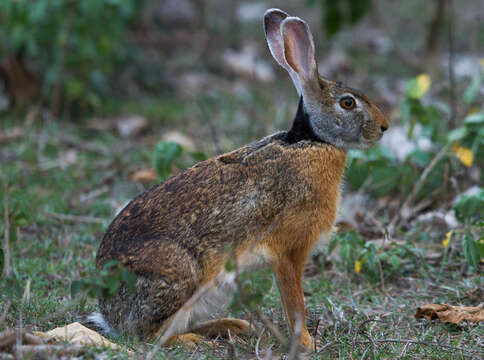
[
  {"x1": 264, "y1": 9, "x2": 302, "y2": 95},
  {"x1": 281, "y1": 17, "x2": 319, "y2": 93}
]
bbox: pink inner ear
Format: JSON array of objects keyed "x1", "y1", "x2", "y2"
[
  {"x1": 282, "y1": 19, "x2": 314, "y2": 81},
  {"x1": 264, "y1": 10, "x2": 289, "y2": 70}
]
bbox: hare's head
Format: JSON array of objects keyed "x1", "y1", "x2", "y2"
[{"x1": 264, "y1": 9, "x2": 389, "y2": 149}]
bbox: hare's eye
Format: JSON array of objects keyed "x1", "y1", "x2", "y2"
[{"x1": 339, "y1": 96, "x2": 355, "y2": 110}]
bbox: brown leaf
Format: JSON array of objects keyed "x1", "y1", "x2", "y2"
[
  {"x1": 415, "y1": 303, "x2": 484, "y2": 324},
  {"x1": 130, "y1": 168, "x2": 158, "y2": 184}
]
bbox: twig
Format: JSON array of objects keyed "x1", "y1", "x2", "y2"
[
  {"x1": 44, "y1": 211, "x2": 104, "y2": 224},
  {"x1": 58, "y1": 133, "x2": 110, "y2": 155},
  {"x1": 390, "y1": 143, "x2": 450, "y2": 230},
  {"x1": 2, "y1": 179, "x2": 11, "y2": 277},
  {"x1": 253, "y1": 309, "x2": 288, "y2": 348},
  {"x1": 424, "y1": 0, "x2": 446, "y2": 74},
  {"x1": 15, "y1": 344, "x2": 85, "y2": 357},
  {"x1": 0, "y1": 300, "x2": 11, "y2": 329},
  {"x1": 145, "y1": 279, "x2": 218, "y2": 360},
  {"x1": 397, "y1": 341, "x2": 410, "y2": 359},
  {"x1": 286, "y1": 316, "x2": 302, "y2": 360},
  {"x1": 447, "y1": 0, "x2": 457, "y2": 128},
  {"x1": 0, "y1": 128, "x2": 21, "y2": 145},
  {"x1": 255, "y1": 328, "x2": 265, "y2": 360},
  {"x1": 50, "y1": 0, "x2": 75, "y2": 117}
]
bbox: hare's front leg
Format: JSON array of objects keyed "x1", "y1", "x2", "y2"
[{"x1": 272, "y1": 252, "x2": 312, "y2": 350}]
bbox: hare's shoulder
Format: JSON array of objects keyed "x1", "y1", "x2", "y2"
[{"x1": 217, "y1": 131, "x2": 337, "y2": 167}]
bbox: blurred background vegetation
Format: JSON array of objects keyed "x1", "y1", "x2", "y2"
[{"x1": 0, "y1": 0, "x2": 483, "y2": 357}]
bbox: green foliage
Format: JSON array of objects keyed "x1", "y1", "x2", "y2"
[
  {"x1": 71, "y1": 260, "x2": 137, "y2": 299},
  {"x1": 453, "y1": 188, "x2": 484, "y2": 223},
  {"x1": 152, "y1": 141, "x2": 183, "y2": 181},
  {"x1": 307, "y1": 0, "x2": 372, "y2": 37},
  {"x1": 230, "y1": 268, "x2": 273, "y2": 312},
  {"x1": 462, "y1": 234, "x2": 481, "y2": 270},
  {"x1": 330, "y1": 231, "x2": 423, "y2": 282},
  {"x1": 152, "y1": 140, "x2": 208, "y2": 182},
  {"x1": 0, "y1": 0, "x2": 139, "y2": 112}
]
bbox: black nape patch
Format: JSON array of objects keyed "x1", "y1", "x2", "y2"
[{"x1": 285, "y1": 97, "x2": 322, "y2": 144}]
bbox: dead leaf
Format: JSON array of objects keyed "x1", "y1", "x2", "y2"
[
  {"x1": 415, "y1": 303, "x2": 484, "y2": 324},
  {"x1": 0, "y1": 127, "x2": 21, "y2": 144},
  {"x1": 162, "y1": 131, "x2": 196, "y2": 151},
  {"x1": 130, "y1": 168, "x2": 158, "y2": 184},
  {"x1": 34, "y1": 322, "x2": 122, "y2": 350},
  {"x1": 116, "y1": 115, "x2": 148, "y2": 137}
]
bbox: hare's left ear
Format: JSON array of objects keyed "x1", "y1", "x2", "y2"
[
  {"x1": 281, "y1": 17, "x2": 320, "y2": 95},
  {"x1": 264, "y1": 8, "x2": 302, "y2": 96}
]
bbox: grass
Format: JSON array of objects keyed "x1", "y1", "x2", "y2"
[{"x1": 0, "y1": 104, "x2": 483, "y2": 359}]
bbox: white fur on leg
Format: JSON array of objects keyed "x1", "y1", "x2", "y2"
[{"x1": 87, "y1": 312, "x2": 119, "y2": 338}]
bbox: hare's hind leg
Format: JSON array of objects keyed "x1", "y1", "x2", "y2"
[{"x1": 190, "y1": 318, "x2": 252, "y2": 338}]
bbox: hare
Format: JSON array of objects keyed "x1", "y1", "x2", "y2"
[{"x1": 91, "y1": 8, "x2": 388, "y2": 350}]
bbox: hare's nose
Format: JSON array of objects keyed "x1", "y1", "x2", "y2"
[{"x1": 380, "y1": 125, "x2": 388, "y2": 132}]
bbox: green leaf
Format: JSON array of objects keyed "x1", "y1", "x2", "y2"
[
  {"x1": 453, "y1": 188, "x2": 484, "y2": 222},
  {"x1": 121, "y1": 268, "x2": 137, "y2": 294},
  {"x1": 71, "y1": 280, "x2": 85, "y2": 297},
  {"x1": 0, "y1": 247, "x2": 4, "y2": 276},
  {"x1": 152, "y1": 141, "x2": 183, "y2": 181},
  {"x1": 447, "y1": 127, "x2": 468, "y2": 143},
  {"x1": 463, "y1": 73, "x2": 482, "y2": 104},
  {"x1": 464, "y1": 113, "x2": 484, "y2": 125},
  {"x1": 390, "y1": 254, "x2": 400, "y2": 270},
  {"x1": 462, "y1": 234, "x2": 480, "y2": 270}
]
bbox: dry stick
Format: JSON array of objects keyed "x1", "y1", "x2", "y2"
[
  {"x1": 145, "y1": 279, "x2": 219, "y2": 360},
  {"x1": 253, "y1": 309, "x2": 288, "y2": 348},
  {"x1": 2, "y1": 180, "x2": 11, "y2": 277},
  {"x1": 44, "y1": 211, "x2": 104, "y2": 224},
  {"x1": 447, "y1": 0, "x2": 457, "y2": 128},
  {"x1": 50, "y1": 0, "x2": 74, "y2": 118},
  {"x1": 389, "y1": 143, "x2": 450, "y2": 230},
  {"x1": 255, "y1": 328, "x2": 265, "y2": 360},
  {"x1": 15, "y1": 344, "x2": 85, "y2": 357},
  {"x1": 424, "y1": 0, "x2": 446, "y2": 74},
  {"x1": 0, "y1": 300, "x2": 11, "y2": 329},
  {"x1": 286, "y1": 316, "x2": 302, "y2": 360}
]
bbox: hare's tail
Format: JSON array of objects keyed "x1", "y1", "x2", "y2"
[{"x1": 86, "y1": 312, "x2": 119, "y2": 338}]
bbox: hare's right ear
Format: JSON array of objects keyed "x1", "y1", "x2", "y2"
[
  {"x1": 280, "y1": 17, "x2": 320, "y2": 96},
  {"x1": 264, "y1": 9, "x2": 302, "y2": 96}
]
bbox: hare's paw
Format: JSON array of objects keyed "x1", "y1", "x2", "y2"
[
  {"x1": 165, "y1": 333, "x2": 203, "y2": 348},
  {"x1": 191, "y1": 318, "x2": 254, "y2": 338}
]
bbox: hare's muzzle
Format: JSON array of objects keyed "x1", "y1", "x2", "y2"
[{"x1": 364, "y1": 105, "x2": 389, "y2": 143}]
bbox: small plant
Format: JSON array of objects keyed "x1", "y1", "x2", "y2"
[
  {"x1": 451, "y1": 188, "x2": 484, "y2": 271},
  {"x1": 329, "y1": 231, "x2": 421, "y2": 282},
  {"x1": 71, "y1": 260, "x2": 137, "y2": 299},
  {"x1": 152, "y1": 140, "x2": 207, "y2": 181}
]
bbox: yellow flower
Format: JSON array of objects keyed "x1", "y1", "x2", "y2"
[
  {"x1": 442, "y1": 231, "x2": 453, "y2": 248},
  {"x1": 452, "y1": 144, "x2": 474, "y2": 167},
  {"x1": 415, "y1": 74, "x2": 431, "y2": 98},
  {"x1": 354, "y1": 260, "x2": 362, "y2": 275}
]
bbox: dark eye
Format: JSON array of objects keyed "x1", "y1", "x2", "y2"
[{"x1": 339, "y1": 96, "x2": 355, "y2": 110}]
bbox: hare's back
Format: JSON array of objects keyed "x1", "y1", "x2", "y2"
[{"x1": 95, "y1": 139, "x2": 289, "y2": 272}]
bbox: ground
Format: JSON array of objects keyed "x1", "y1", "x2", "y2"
[{"x1": 0, "y1": 110, "x2": 482, "y2": 359}]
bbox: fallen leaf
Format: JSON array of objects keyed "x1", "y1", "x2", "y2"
[
  {"x1": 130, "y1": 168, "x2": 158, "y2": 184},
  {"x1": 162, "y1": 131, "x2": 196, "y2": 151},
  {"x1": 415, "y1": 303, "x2": 484, "y2": 324},
  {"x1": 34, "y1": 322, "x2": 122, "y2": 350},
  {"x1": 116, "y1": 115, "x2": 149, "y2": 137}
]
